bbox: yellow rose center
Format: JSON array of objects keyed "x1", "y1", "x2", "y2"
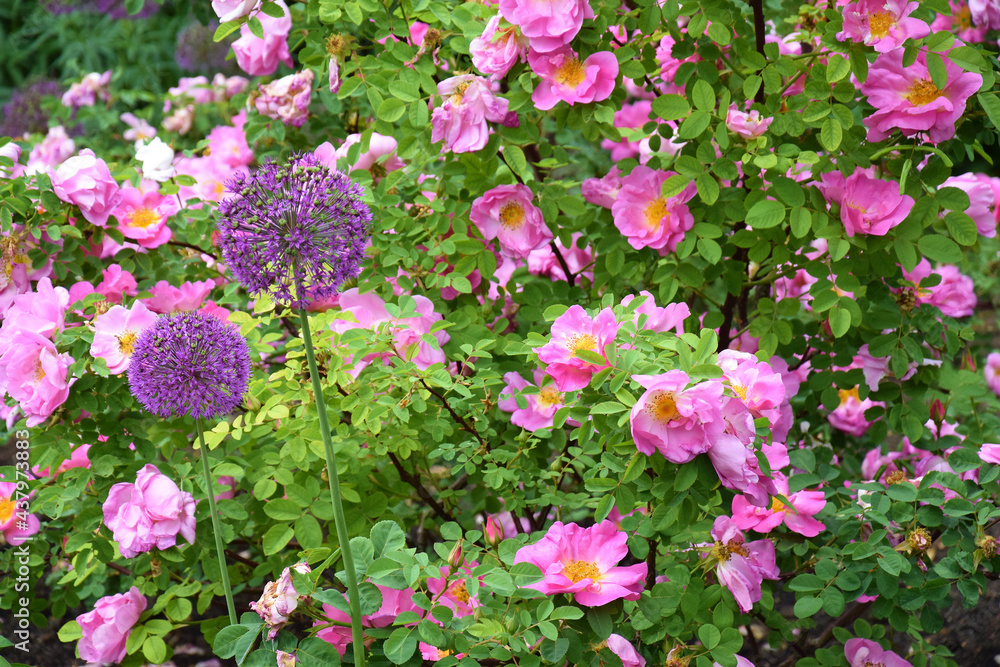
[
  {"x1": 867, "y1": 11, "x2": 895, "y2": 38},
  {"x1": 713, "y1": 540, "x2": 751, "y2": 562},
  {"x1": 449, "y1": 581, "x2": 470, "y2": 604},
  {"x1": 33, "y1": 360, "x2": 45, "y2": 382},
  {"x1": 905, "y1": 78, "x2": 943, "y2": 107},
  {"x1": 538, "y1": 385, "x2": 563, "y2": 408},
  {"x1": 128, "y1": 207, "x2": 160, "y2": 229},
  {"x1": 563, "y1": 560, "x2": 601, "y2": 583},
  {"x1": 643, "y1": 197, "x2": 669, "y2": 229},
  {"x1": 555, "y1": 58, "x2": 586, "y2": 88},
  {"x1": 838, "y1": 386, "x2": 860, "y2": 405},
  {"x1": 117, "y1": 330, "x2": 138, "y2": 355},
  {"x1": 731, "y1": 383, "x2": 748, "y2": 402},
  {"x1": 499, "y1": 202, "x2": 526, "y2": 230},
  {"x1": 771, "y1": 497, "x2": 787, "y2": 513},
  {"x1": 451, "y1": 82, "x2": 471, "y2": 105},
  {"x1": 566, "y1": 333, "x2": 597, "y2": 352},
  {"x1": 646, "y1": 391, "x2": 680, "y2": 424},
  {"x1": 955, "y1": 6, "x2": 972, "y2": 28},
  {"x1": 0, "y1": 497, "x2": 15, "y2": 524}
]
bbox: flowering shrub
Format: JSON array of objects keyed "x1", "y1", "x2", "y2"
[{"x1": 3, "y1": 0, "x2": 1000, "y2": 666}]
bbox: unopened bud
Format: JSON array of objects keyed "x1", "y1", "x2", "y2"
[
  {"x1": 964, "y1": 351, "x2": 977, "y2": 373},
  {"x1": 448, "y1": 540, "x2": 464, "y2": 571},
  {"x1": 485, "y1": 516, "x2": 504, "y2": 547},
  {"x1": 929, "y1": 399, "x2": 946, "y2": 423}
]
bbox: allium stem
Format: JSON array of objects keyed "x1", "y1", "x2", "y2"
[
  {"x1": 298, "y1": 308, "x2": 366, "y2": 667},
  {"x1": 197, "y1": 420, "x2": 238, "y2": 626}
]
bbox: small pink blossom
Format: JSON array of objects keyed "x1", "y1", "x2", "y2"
[
  {"x1": 527, "y1": 233, "x2": 594, "y2": 282},
  {"x1": 985, "y1": 352, "x2": 1000, "y2": 397},
  {"x1": 143, "y1": 280, "x2": 216, "y2": 313},
  {"x1": 725, "y1": 105, "x2": 774, "y2": 138},
  {"x1": 0, "y1": 330, "x2": 73, "y2": 427},
  {"x1": 902, "y1": 259, "x2": 977, "y2": 317},
  {"x1": 537, "y1": 305, "x2": 618, "y2": 391},
  {"x1": 606, "y1": 635, "x2": 645, "y2": 667},
  {"x1": 828, "y1": 386, "x2": 881, "y2": 436},
  {"x1": 711, "y1": 516, "x2": 779, "y2": 613},
  {"x1": 837, "y1": 169, "x2": 914, "y2": 237},
  {"x1": 120, "y1": 112, "x2": 157, "y2": 144},
  {"x1": 861, "y1": 48, "x2": 983, "y2": 145},
  {"x1": 24, "y1": 126, "x2": 75, "y2": 175},
  {"x1": 32, "y1": 443, "x2": 91, "y2": 479},
  {"x1": 0, "y1": 142, "x2": 21, "y2": 178},
  {"x1": 582, "y1": 167, "x2": 622, "y2": 209},
  {"x1": 50, "y1": 149, "x2": 121, "y2": 227},
  {"x1": 317, "y1": 586, "x2": 418, "y2": 656},
  {"x1": 470, "y1": 184, "x2": 552, "y2": 258},
  {"x1": 621, "y1": 291, "x2": 689, "y2": 334},
  {"x1": 940, "y1": 172, "x2": 997, "y2": 237},
  {"x1": 256, "y1": 69, "x2": 314, "y2": 128},
  {"x1": 76, "y1": 587, "x2": 147, "y2": 665},
  {"x1": 471, "y1": 15, "x2": 529, "y2": 80},
  {"x1": 601, "y1": 102, "x2": 653, "y2": 161},
  {"x1": 708, "y1": 432, "x2": 776, "y2": 507},
  {"x1": 732, "y1": 473, "x2": 827, "y2": 537},
  {"x1": 844, "y1": 638, "x2": 913, "y2": 667},
  {"x1": 498, "y1": 0, "x2": 595, "y2": 53},
  {"x1": 426, "y1": 563, "x2": 481, "y2": 617},
  {"x1": 207, "y1": 123, "x2": 253, "y2": 169},
  {"x1": 979, "y1": 443, "x2": 1000, "y2": 464},
  {"x1": 931, "y1": 0, "x2": 986, "y2": 43},
  {"x1": 838, "y1": 0, "x2": 930, "y2": 52},
  {"x1": 499, "y1": 369, "x2": 567, "y2": 431},
  {"x1": 431, "y1": 75, "x2": 511, "y2": 154},
  {"x1": 630, "y1": 371, "x2": 725, "y2": 463},
  {"x1": 102, "y1": 464, "x2": 197, "y2": 559},
  {"x1": 212, "y1": 0, "x2": 260, "y2": 22},
  {"x1": 251, "y1": 562, "x2": 312, "y2": 639},
  {"x1": 232, "y1": 0, "x2": 293, "y2": 76},
  {"x1": 513, "y1": 520, "x2": 647, "y2": 606},
  {"x1": 529, "y1": 47, "x2": 618, "y2": 110},
  {"x1": 611, "y1": 166, "x2": 696, "y2": 253},
  {"x1": 62, "y1": 71, "x2": 112, "y2": 109},
  {"x1": 90, "y1": 302, "x2": 158, "y2": 374},
  {"x1": 112, "y1": 185, "x2": 179, "y2": 249},
  {"x1": 717, "y1": 349, "x2": 786, "y2": 423},
  {"x1": 0, "y1": 277, "x2": 70, "y2": 343},
  {"x1": 328, "y1": 132, "x2": 406, "y2": 178}
]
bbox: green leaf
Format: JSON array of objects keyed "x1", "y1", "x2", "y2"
[
  {"x1": 503, "y1": 145, "x2": 531, "y2": 182},
  {"x1": 678, "y1": 110, "x2": 711, "y2": 139},
  {"x1": 944, "y1": 211, "x2": 978, "y2": 246},
  {"x1": 691, "y1": 80, "x2": 716, "y2": 112},
  {"x1": 826, "y1": 54, "x2": 851, "y2": 83},
  {"x1": 247, "y1": 15, "x2": 264, "y2": 38},
  {"x1": 917, "y1": 234, "x2": 963, "y2": 263},
  {"x1": 377, "y1": 98, "x2": 407, "y2": 123},
  {"x1": 296, "y1": 637, "x2": 345, "y2": 666},
  {"x1": 370, "y1": 520, "x2": 407, "y2": 557},
  {"x1": 698, "y1": 238, "x2": 722, "y2": 264},
  {"x1": 695, "y1": 173, "x2": 720, "y2": 205},
  {"x1": 978, "y1": 93, "x2": 1000, "y2": 131},
  {"x1": 142, "y1": 636, "x2": 168, "y2": 664},
  {"x1": 697, "y1": 624, "x2": 721, "y2": 649},
  {"x1": 925, "y1": 52, "x2": 948, "y2": 91},
  {"x1": 662, "y1": 174, "x2": 692, "y2": 198},
  {"x1": 262, "y1": 524, "x2": 295, "y2": 555},
  {"x1": 259, "y1": 1, "x2": 287, "y2": 18},
  {"x1": 263, "y1": 498, "x2": 301, "y2": 521},
  {"x1": 828, "y1": 306, "x2": 851, "y2": 338},
  {"x1": 358, "y1": 582, "x2": 384, "y2": 615},
  {"x1": 214, "y1": 21, "x2": 241, "y2": 42},
  {"x1": 651, "y1": 94, "x2": 690, "y2": 121},
  {"x1": 745, "y1": 199, "x2": 785, "y2": 229},
  {"x1": 384, "y1": 627, "x2": 417, "y2": 664},
  {"x1": 820, "y1": 117, "x2": 842, "y2": 152},
  {"x1": 214, "y1": 625, "x2": 251, "y2": 659},
  {"x1": 793, "y1": 597, "x2": 824, "y2": 618},
  {"x1": 57, "y1": 620, "x2": 82, "y2": 642}
]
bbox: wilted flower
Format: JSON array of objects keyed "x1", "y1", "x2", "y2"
[
  {"x1": 127, "y1": 311, "x2": 251, "y2": 419},
  {"x1": 217, "y1": 153, "x2": 373, "y2": 307},
  {"x1": 255, "y1": 69, "x2": 314, "y2": 127},
  {"x1": 251, "y1": 562, "x2": 312, "y2": 639}
]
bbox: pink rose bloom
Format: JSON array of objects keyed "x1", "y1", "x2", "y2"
[
  {"x1": 653, "y1": 34, "x2": 700, "y2": 95},
  {"x1": 90, "y1": 302, "x2": 158, "y2": 375},
  {"x1": 711, "y1": 516, "x2": 779, "y2": 613},
  {"x1": 471, "y1": 15, "x2": 529, "y2": 80},
  {"x1": 256, "y1": 69, "x2": 314, "y2": 128},
  {"x1": 725, "y1": 105, "x2": 774, "y2": 138},
  {"x1": 828, "y1": 386, "x2": 881, "y2": 436},
  {"x1": 940, "y1": 173, "x2": 996, "y2": 237},
  {"x1": 0, "y1": 142, "x2": 21, "y2": 178},
  {"x1": 970, "y1": 0, "x2": 1000, "y2": 27},
  {"x1": 470, "y1": 184, "x2": 552, "y2": 258},
  {"x1": 732, "y1": 472, "x2": 827, "y2": 537},
  {"x1": 527, "y1": 233, "x2": 594, "y2": 282},
  {"x1": 0, "y1": 277, "x2": 70, "y2": 344},
  {"x1": 931, "y1": 0, "x2": 986, "y2": 42},
  {"x1": 143, "y1": 280, "x2": 216, "y2": 313},
  {"x1": 838, "y1": 0, "x2": 930, "y2": 52},
  {"x1": 513, "y1": 520, "x2": 647, "y2": 606},
  {"x1": 621, "y1": 291, "x2": 689, "y2": 334},
  {"x1": 837, "y1": 169, "x2": 914, "y2": 237},
  {"x1": 76, "y1": 587, "x2": 147, "y2": 665},
  {"x1": 499, "y1": 369, "x2": 567, "y2": 431},
  {"x1": 162, "y1": 104, "x2": 195, "y2": 134},
  {"x1": 24, "y1": 126, "x2": 75, "y2": 175},
  {"x1": 111, "y1": 185, "x2": 178, "y2": 249},
  {"x1": 212, "y1": 0, "x2": 260, "y2": 22},
  {"x1": 606, "y1": 635, "x2": 645, "y2": 667},
  {"x1": 0, "y1": 481, "x2": 40, "y2": 546},
  {"x1": 845, "y1": 638, "x2": 913, "y2": 667},
  {"x1": 120, "y1": 112, "x2": 157, "y2": 144},
  {"x1": 630, "y1": 371, "x2": 725, "y2": 463},
  {"x1": 537, "y1": 305, "x2": 618, "y2": 391},
  {"x1": 498, "y1": 0, "x2": 595, "y2": 52},
  {"x1": 207, "y1": 124, "x2": 253, "y2": 169},
  {"x1": 611, "y1": 166, "x2": 696, "y2": 253},
  {"x1": 0, "y1": 330, "x2": 73, "y2": 427},
  {"x1": 175, "y1": 155, "x2": 246, "y2": 205},
  {"x1": 232, "y1": 0, "x2": 293, "y2": 76},
  {"x1": 985, "y1": 352, "x2": 1000, "y2": 397},
  {"x1": 96, "y1": 266, "x2": 138, "y2": 306},
  {"x1": 50, "y1": 149, "x2": 121, "y2": 227},
  {"x1": 426, "y1": 563, "x2": 481, "y2": 617},
  {"x1": 251, "y1": 562, "x2": 312, "y2": 639},
  {"x1": 62, "y1": 70, "x2": 112, "y2": 109},
  {"x1": 979, "y1": 443, "x2": 1000, "y2": 464},
  {"x1": 861, "y1": 49, "x2": 983, "y2": 145},
  {"x1": 431, "y1": 74, "x2": 511, "y2": 154},
  {"x1": 601, "y1": 102, "x2": 653, "y2": 161},
  {"x1": 717, "y1": 349, "x2": 786, "y2": 423},
  {"x1": 582, "y1": 167, "x2": 623, "y2": 209},
  {"x1": 529, "y1": 47, "x2": 618, "y2": 110},
  {"x1": 102, "y1": 463, "x2": 197, "y2": 559},
  {"x1": 328, "y1": 132, "x2": 406, "y2": 178},
  {"x1": 708, "y1": 432, "x2": 776, "y2": 507},
  {"x1": 317, "y1": 586, "x2": 418, "y2": 656},
  {"x1": 32, "y1": 442, "x2": 91, "y2": 478},
  {"x1": 902, "y1": 259, "x2": 976, "y2": 317}
]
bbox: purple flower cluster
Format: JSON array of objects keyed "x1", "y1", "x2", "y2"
[
  {"x1": 127, "y1": 312, "x2": 251, "y2": 419},
  {"x1": 216, "y1": 153, "x2": 374, "y2": 308},
  {"x1": 0, "y1": 79, "x2": 64, "y2": 138},
  {"x1": 175, "y1": 21, "x2": 237, "y2": 74}
]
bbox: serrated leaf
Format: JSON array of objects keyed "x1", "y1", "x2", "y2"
[
  {"x1": 745, "y1": 199, "x2": 785, "y2": 229},
  {"x1": 651, "y1": 94, "x2": 690, "y2": 121}
]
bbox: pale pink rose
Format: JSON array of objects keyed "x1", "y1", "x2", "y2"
[
  {"x1": 529, "y1": 47, "x2": 618, "y2": 110},
  {"x1": 606, "y1": 635, "x2": 645, "y2": 667},
  {"x1": 162, "y1": 104, "x2": 195, "y2": 134},
  {"x1": 50, "y1": 149, "x2": 121, "y2": 227},
  {"x1": 62, "y1": 71, "x2": 112, "y2": 109},
  {"x1": 232, "y1": 0, "x2": 293, "y2": 76},
  {"x1": 513, "y1": 520, "x2": 647, "y2": 606},
  {"x1": 111, "y1": 185, "x2": 178, "y2": 249},
  {"x1": 0, "y1": 142, "x2": 21, "y2": 178},
  {"x1": 215, "y1": 74, "x2": 251, "y2": 99},
  {"x1": 838, "y1": 0, "x2": 930, "y2": 51},
  {"x1": 470, "y1": 183, "x2": 552, "y2": 258},
  {"x1": 985, "y1": 352, "x2": 1000, "y2": 396},
  {"x1": 96, "y1": 266, "x2": 138, "y2": 306},
  {"x1": 90, "y1": 302, "x2": 158, "y2": 374},
  {"x1": 711, "y1": 516, "x2": 779, "y2": 613},
  {"x1": 24, "y1": 126, "x2": 75, "y2": 175},
  {"x1": 630, "y1": 371, "x2": 725, "y2": 463},
  {"x1": 844, "y1": 638, "x2": 913, "y2": 667},
  {"x1": 601, "y1": 102, "x2": 653, "y2": 161},
  {"x1": 861, "y1": 48, "x2": 982, "y2": 145},
  {"x1": 143, "y1": 280, "x2": 216, "y2": 313},
  {"x1": 582, "y1": 167, "x2": 622, "y2": 209},
  {"x1": 256, "y1": 69, "x2": 314, "y2": 127},
  {"x1": 621, "y1": 291, "x2": 689, "y2": 334},
  {"x1": 166, "y1": 76, "x2": 216, "y2": 105},
  {"x1": 940, "y1": 172, "x2": 997, "y2": 237},
  {"x1": 175, "y1": 155, "x2": 246, "y2": 205},
  {"x1": 725, "y1": 105, "x2": 774, "y2": 138},
  {"x1": 120, "y1": 112, "x2": 157, "y2": 144},
  {"x1": 431, "y1": 74, "x2": 511, "y2": 154},
  {"x1": 611, "y1": 166, "x2": 696, "y2": 253},
  {"x1": 426, "y1": 562, "x2": 482, "y2": 617},
  {"x1": 212, "y1": 0, "x2": 260, "y2": 22},
  {"x1": 471, "y1": 14, "x2": 529, "y2": 80},
  {"x1": 0, "y1": 329, "x2": 73, "y2": 427},
  {"x1": 31, "y1": 442, "x2": 91, "y2": 478},
  {"x1": 836, "y1": 168, "x2": 914, "y2": 236},
  {"x1": 499, "y1": 369, "x2": 567, "y2": 432},
  {"x1": 717, "y1": 349, "x2": 786, "y2": 422},
  {"x1": 537, "y1": 305, "x2": 618, "y2": 391},
  {"x1": 207, "y1": 124, "x2": 253, "y2": 169},
  {"x1": 419, "y1": 644, "x2": 463, "y2": 661},
  {"x1": 317, "y1": 586, "x2": 418, "y2": 656},
  {"x1": 930, "y1": 0, "x2": 987, "y2": 41},
  {"x1": 0, "y1": 277, "x2": 70, "y2": 344},
  {"x1": 76, "y1": 587, "x2": 147, "y2": 664},
  {"x1": 970, "y1": 0, "x2": 1000, "y2": 27},
  {"x1": 329, "y1": 133, "x2": 406, "y2": 177},
  {"x1": 732, "y1": 472, "x2": 827, "y2": 537},
  {"x1": 902, "y1": 259, "x2": 976, "y2": 317},
  {"x1": 827, "y1": 386, "x2": 881, "y2": 436},
  {"x1": 979, "y1": 443, "x2": 1000, "y2": 464},
  {"x1": 0, "y1": 481, "x2": 41, "y2": 545},
  {"x1": 251, "y1": 562, "x2": 312, "y2": 639},
  {"x1": 526, "y1": 233, "x2": 594, "y2": 283},
  {"x1": 102, "y1": 463, "x2": 197, "y2": 559},
  {"x1": 498, "y1": 0, "x2": 595, "y2": 53}
]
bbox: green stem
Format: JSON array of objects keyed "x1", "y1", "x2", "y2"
[
  {"x1": 197, "y1": 420, "x2": 237, "y2": 626},
  {"x1": 298, "y1": 308, "x2": 366, "y2": 667}
]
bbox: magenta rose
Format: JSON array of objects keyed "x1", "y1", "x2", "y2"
[{"x1": 76, "y1": 586, "x2": 147, "y2": 664}]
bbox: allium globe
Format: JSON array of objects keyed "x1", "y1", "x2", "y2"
[
  {"x1": 217, "y1": 154, "x2": 374, "y2": 308},
  {"x1": 127, "y1": 311, "x2": 251, "y2": 419}
]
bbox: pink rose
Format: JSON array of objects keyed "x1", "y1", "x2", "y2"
[
  {"x1": 76, "y1": 587, "x2": 147, "y2": 665},
  {"x1": 838, "y1": 0, "x2": 930, "y2": 52},
  {"x1": 111, "y1": 185, "x2": 179, "y2": 249},
  {"x1": 255, "y1": 70, "x2": 314, "y2": 128},
  {"x1": 529, "y1": 47, "x2": 618, "y2": 110},
  {"x1": 621, "y1": 291, "x2": 689, "y2": 334},
  {"x1": 537, "y1": 305, "x2": 618, "y2": 391},
  {"x1": 985, "y1": 352, "x2": 1000, "y2": 397},
  {"x1": 0, "y1": 142, "x2": 21, "y2": 178},
  {"x1": 732, "y1": 472, "x2": 827, "y2": 537},
  {"x1": 0, "y1": 329, "x2": 73, "y2": 427},
  {"x1": 725, "y1": 105, "x2": 774, "y2": 138},
  {"x1": 90, "y1": 301, "x2": 158, "y2": 374},
  {"x1": 470, "y1": 183, "x2": 552, "y2": 258},
  {"x1": 630, "y1": 371, "x2": 724, "y2": 463},
  {"x1": 611, "y1": 166, "x2": 696, "y2": 253},
  {"x1": 471, "y1": 15, "x2": 529, "y2": 80},
  {"x1": 431, "y1": 75, "x2": 511, "y2": 154},
  {"x1": 0, "y1": 481, "x2": 41, "y2": 545},
  {"x1": 232, "y1": 0, "x2": 293, "y2": 76},
  {"x1": 212, "y1": 0, "x2": 260, "y2": 22},
  {"x1": 24, "y1": 126, "x2": 75, "y2": 175},
  {"x1": 828, "y1": 386, "x2": 881, "y2": 436},
  {"x1": 844, "y1": 638, "x2": 913, "y2": 667},
  {"x1": 142, "y1": 280, "x2": 216, "y2": 313},
  {"x1": 837, "y1": 169, "x2": 914, "y2": 237},
  {"x1": 251, "y1": 562, "x2": 312, "y2": 639},
  {"x1": 606, "y1": 634, "x2": 646, "y2": 667},
  {"x1": 499, "y1": 369, "x2": 568, "y2": 432},
  {"x1": 102, "y1": 464, "x2": 197, "y2": 559},
  {"x1": 50, "y1": 149, "x2": 121, "y2": 227},
  {"x1": 498, "y1": 0, "x2": 595, "y2": 53},
  {"x1": 970, "y1": 0, "x2": 1000, "y2": 27},
  {"x1": 711, "y1": 516, "x2": 779, "y2": 613},
  {"x1": 62, "y1": 71, "x2": 112, "y2": 109}
]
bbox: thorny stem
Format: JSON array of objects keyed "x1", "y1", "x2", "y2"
[
  {"x1": 298, "y1": 308, "x2": 366, "y2": 667},
  {"x1": 197, "y1": 420, "x2": 237, "y2": 625}
]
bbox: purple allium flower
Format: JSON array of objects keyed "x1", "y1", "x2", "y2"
[
  {"x1": 176, "y1": 21, "x2": 238, "y2": 74},
  {"x1": 0, "y1": 79, "x2": 65, "y2": 138},
  {"x1": 216, "y1": 153, "x2": 374, "y2": 308},
  {"x1": 127, "y1": 312, "x2": 251, "y2": 420}
]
